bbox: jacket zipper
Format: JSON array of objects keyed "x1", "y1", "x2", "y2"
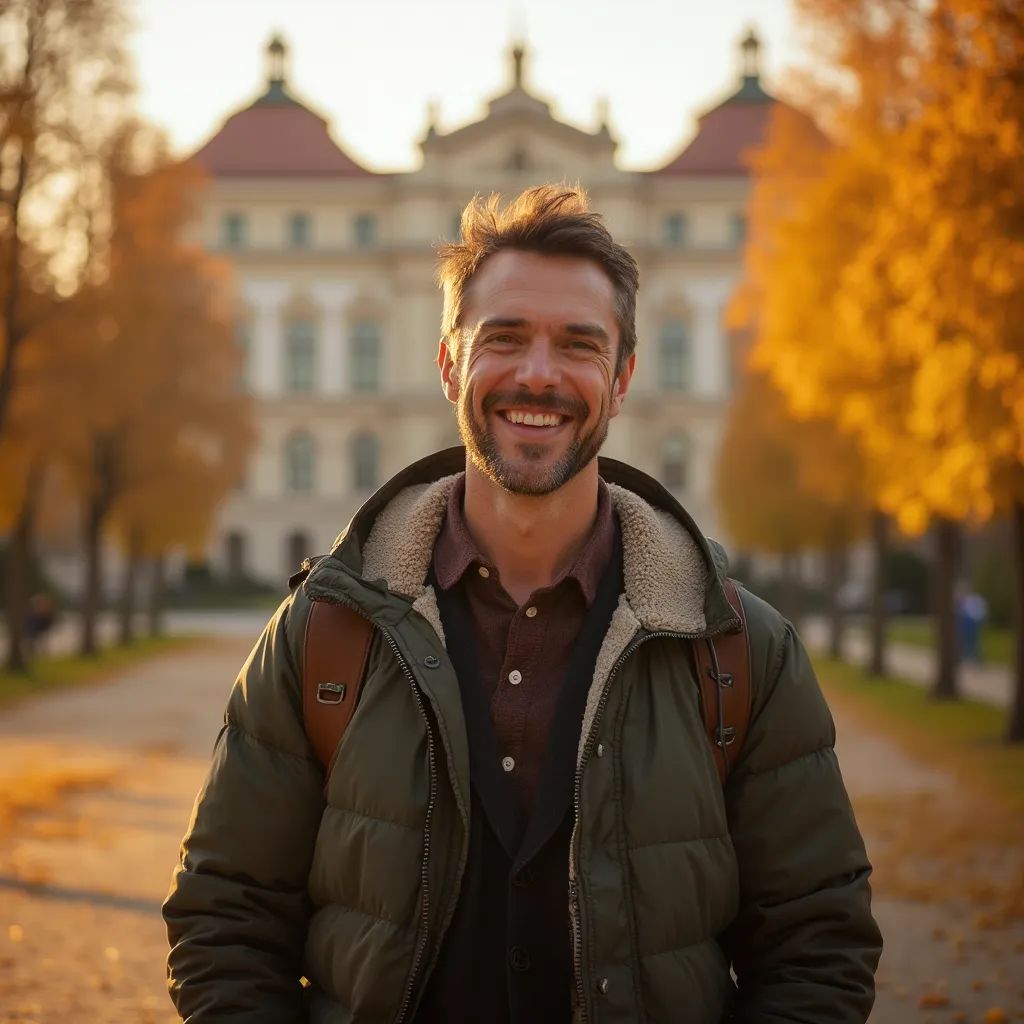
[
  {"x1": 392, "y1": 626, "x2": 438, "y2": 1024},
  {"x1": 308, "y1": 596, "x2": 438, "y2": 1024},
  {"x1": 569, "y1": 623, "x2": 735, "y2": 1021}
]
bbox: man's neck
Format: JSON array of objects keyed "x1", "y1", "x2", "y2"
[{"x1": 462, "y1": 461, "x2": 600, "y2": 606}]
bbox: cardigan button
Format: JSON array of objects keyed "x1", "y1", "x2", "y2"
[
  {"x1": 596, "y1": 743, "x2": 606, "y2": 758},
  {"x1": 597, "y1": 977, "x2": 610, "y2": 995}
]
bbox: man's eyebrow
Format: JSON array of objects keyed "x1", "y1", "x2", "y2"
[
  {"x1": 472, "y1": 317, "x2": 611, "y2": 344},
  {"x1": 564, "y1": 322, "x2": 611, "y2": 343},
  {"x1": 475, "y1": 317, "x2": 528, "y2": 335}
]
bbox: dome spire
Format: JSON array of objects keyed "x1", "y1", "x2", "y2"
[
  {"x1": 266, "y1": 33, "x2": 287, "y2": 86},
  {"x1": 740, "y1": 26, "x2": 761, "y2": 83},
  {"x1": 511, "y1": 41, "x2": 526, "y2": 89}
]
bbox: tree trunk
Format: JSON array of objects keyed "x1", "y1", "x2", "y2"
[
  {"x1": 1007, "y1": 500, "x2": 1024, "y2": 743},
  {"x1": 118, "y1": 531, "x2": 142, "y2": 646},
  {"x1": 868, "y1": 509, "x2": 889, "y2": 677},
  {"x1": 780, "y1": 552, "x2": 803, "y2": 632},
  {"x1": 932, "y1": 518, "x2": 961, "y2": 700},
  {"x1": 5, "y1": 464, "x2": 45, "y2": 671},
  {"x1": 148, "y1": 553, "x2": 166, "y2": 637},
  {"x1": 825, "y1": 543, "x2": 848, "y2": 660},
  {"x1": 79, "y1": 493, "x2": 105, "y2": 656},
  {"x1": 4, "y1": 487, "x2": 36, "y2": 672}
]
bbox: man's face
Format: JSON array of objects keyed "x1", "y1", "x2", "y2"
[{"x1": 437, "y1": 250, "x2": 635, "y2": 495}]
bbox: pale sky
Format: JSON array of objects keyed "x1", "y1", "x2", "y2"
[{"x1": 131, "y1": 0, "x2": 809, "y2": 173}]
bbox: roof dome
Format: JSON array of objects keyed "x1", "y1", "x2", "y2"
[
  {"x1": 654, "y1": 27, "x2": 788, "y2": 177},
  {"x1": 192, "y1": 35, "x2": 373, "y2": 178}
]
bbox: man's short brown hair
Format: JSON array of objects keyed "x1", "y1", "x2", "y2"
[{"x1": 435, "y1": 185, "x2": 640, "y2": 374}]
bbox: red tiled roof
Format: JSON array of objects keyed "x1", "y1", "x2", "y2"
[
  {"x1": 656, "y1": 97, "x2": 778, "y2": 176},
  {"x1": 193, "y1": 95, "x2": 373, "y2": 178}
]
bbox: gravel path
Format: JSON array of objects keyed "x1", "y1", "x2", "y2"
[{"x1": 0, "y1": 635, "x2": 1021, "y2": 1023}]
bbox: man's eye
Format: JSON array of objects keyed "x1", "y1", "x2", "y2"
[
  {"x1": 569, "y1": 340, "x2": 596, "y2": 351},
  {"x1": 490, "y1": 334, "x2": 519, "y2": 344}
]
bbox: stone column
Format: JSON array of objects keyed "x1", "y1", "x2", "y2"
[
  {"x1": 242, "y1": 280, "x2": 291, "y2": 396},
  {"x1": 682, "y1": 278, "x2": 736, "y2": 400},
  {"x1": 310, "y1": 280, "x2": 356, "y2": 397}
]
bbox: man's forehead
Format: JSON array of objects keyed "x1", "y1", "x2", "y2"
[{"x1": 463, "y1": 250, "x2": 616, "y2": 325}]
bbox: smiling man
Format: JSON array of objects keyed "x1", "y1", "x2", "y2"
[{"x1": 164, "y1": 186, "x2": 882, "y2": 1024}]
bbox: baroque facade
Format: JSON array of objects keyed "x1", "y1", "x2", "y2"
[{"x1": 194, "y1": 32, "x2": 784, "y2": 585}]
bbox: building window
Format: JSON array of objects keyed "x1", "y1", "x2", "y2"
[
  {"x1": 730, "y1": 211, "x2": 748, "y2": 247},
  {"x1": 352, "y1": 433, "x2": 380, "y2": 491},
  {"x1": 659, "y1": 318, "x2": 692, "y2": 392},
  {"x1": 350, "y1": 320, "x2": 380, "y2": 393},
  {"x1": 222, "y1": 212, "x2": 247, "y2": 248},
  {"x1": 354, "y1": 213, "x2": 377, "y2": 247},
  {"x1": 661, "y1": 434, "x2": 689, "y2": 491},
  {"x1": 662, "y1": 213, "x2": 688, "y2": 247},
  {"x1": 289, "y1": 211, "x2": 311, "y2": 247},
  {"x1": 286, "y1": 529, "x2": 312, "y2": 577},
  {"x1": 285, "y1": 318, "x2": 317, "y2": 392},
  {"x1": 225, "y1": 530, "x2": 247, "y2": 581},
  {"x1": 284, "y1": 432, "x2": 316, "y2": 493}
]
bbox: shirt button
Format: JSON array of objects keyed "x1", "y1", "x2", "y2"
[
  {"x1": 509, "y1": 946, "x2": 531, "y2": 972},
  {"x1": 508, "y1": 669, "x2": 522, "y2": 685},
  {"x1": 477, "y1": 565, "x2": 490, "y2": 579},
  {"x1": 525, "y1": 606, "x2": 537, "y2": 618},
  {"x1": 501, "y1": 756, "x2": 515, "y2": 773}
]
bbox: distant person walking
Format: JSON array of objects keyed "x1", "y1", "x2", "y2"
[{"x1": 956, "y1": 585, "x2": 989, "y2": 663}]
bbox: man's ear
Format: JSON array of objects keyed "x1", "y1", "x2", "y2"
[
  {"x1": 437, "y1": 338, "x2": 460, "y2": 404},
  {"x1": 609, "y1": 351, "x2": 636, "y2": 418}
]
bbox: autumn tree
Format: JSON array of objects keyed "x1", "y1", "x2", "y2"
[
  {"x1": 56, "y1": 129, "x2": 250, "y2": 654},
  {"x1": 0, "y1": 0, "x2": 131, "y2": 434},
  {"x1": 716, "y1": 368, "x2": 869, "y2": 645},
  {"x1": 751, "y1": 0, "x2": 1024, "y2": 734}
]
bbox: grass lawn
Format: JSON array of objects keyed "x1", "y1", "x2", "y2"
[
  {"x1": 0, "y1": 634, "x2": 204, "y2": 708},
  {"x1": 885, "y1": 617, "x2": 1013, "y2": 666},
  {"x1": 815, "y1": 656, "x2": 1024, "y2": 811}
]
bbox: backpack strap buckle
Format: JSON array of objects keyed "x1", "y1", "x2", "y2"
[{"x1": 316, "y1": 681, "x2": 347, "y2": 705}]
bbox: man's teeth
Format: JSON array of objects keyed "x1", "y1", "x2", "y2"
[{"x1": 503, "y1": 410, "x2": 564, "y2": 427}]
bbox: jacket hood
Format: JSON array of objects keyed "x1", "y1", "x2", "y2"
[{"x1": 305, "y1": 446, "x2": 740, "y2": 640}]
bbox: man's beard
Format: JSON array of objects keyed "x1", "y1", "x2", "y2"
[{"x1": 456, "y1": 386, "x2": 609, "y2": 495}]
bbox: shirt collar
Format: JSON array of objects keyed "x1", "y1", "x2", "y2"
[{"x1": 432, "y1": 474, "x2": 616, "y2": 606}]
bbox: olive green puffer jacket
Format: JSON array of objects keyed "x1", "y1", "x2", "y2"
[{"x1": 164, "y1": 448, "x2": 882, "y2": 1024}]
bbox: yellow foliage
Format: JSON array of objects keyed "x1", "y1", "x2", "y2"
[
  {"x1": 715, "y1": 369, "x2": 868, "y2": 552},
  {"x1": 746, "y1": 0, "x2": 1024, "y2": 532}
]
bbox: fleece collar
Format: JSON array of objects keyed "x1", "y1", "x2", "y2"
[{"x1": 306, "y1": 447, "x2": 739, "y2": 642}]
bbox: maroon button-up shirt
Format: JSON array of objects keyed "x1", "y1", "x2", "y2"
[{"x1": 432, "y1": 475, "x2": 617, "y2": 814}]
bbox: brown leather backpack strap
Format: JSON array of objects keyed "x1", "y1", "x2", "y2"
[
  {"x1": 302, "y1": 600, "x2": 375, "y2": 773},
  {"x1": 693, "y1": 579, "x2": 753, "y2": 785}
]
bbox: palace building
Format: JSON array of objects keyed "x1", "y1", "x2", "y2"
[{"x1": 193, "y1": 31, "x2": 783, "y2": 585}]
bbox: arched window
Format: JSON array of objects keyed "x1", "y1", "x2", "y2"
[
  {"x1": 288, "y1": 211, "x2": 311, "y2": 247},
  {"x1": 225, "y1": 530, "x2": 247, "y2": 581},
  {"x1": 662, "y1": 213, "x2": 688, "y2": 247},
  {"x1": 659, "y1": 318, "x2": 692, "y2": 392},
  {"x1": 350, "y1": 321, "x2": 380, "y2": 393},
  {"x1": 285, "y1": 318, "x2": 316, "y2": 392},
  {"x1": 286, "y1": 529, "x2": 312, "y2": 576},
  {"x1": 284, "y1": 432, "x2": 316, "y2": 493},
  {"x1": 354, "y1": 213, "x2": 377, "y2": 247},
  {"x1": 661, "y1": 434, "x2": 689, "y2": 491},
  {"x1": 352, "y1": 433, "x2": 380, "y2": 491}
]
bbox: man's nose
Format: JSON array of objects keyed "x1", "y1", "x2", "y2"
[{"x1": 514, "y1": 338, "x2": 560, "y2": 391}]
